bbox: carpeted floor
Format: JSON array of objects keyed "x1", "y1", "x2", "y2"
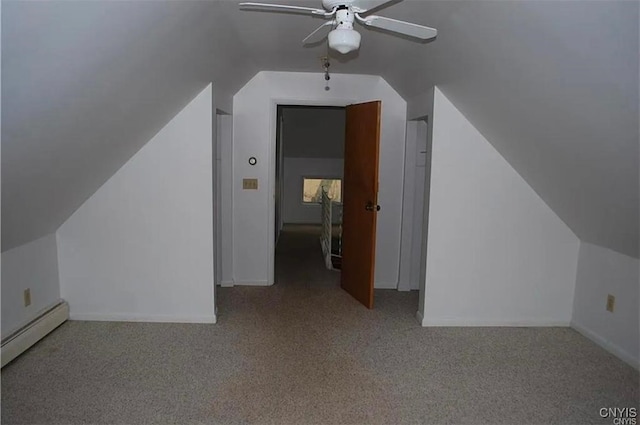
[{"x1": 2, "y1": 225, "x2": 638, "y2": 424}]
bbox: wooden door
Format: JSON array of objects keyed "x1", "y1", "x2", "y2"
[{"x1": 340, "y1": 101, "x2": 381, "y2": 309}]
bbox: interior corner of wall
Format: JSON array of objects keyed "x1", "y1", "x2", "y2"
[
  {"x1": 407, "y1": 87, "x2": 435, "y2": 121},
  {"x1": 569, "y1": 239, "x2": 585, "y2": 297},
  {"x1": 213, "y1": 85, "x2": 234, "y2": 114},
  {"x1": 53, "y1": 230, "x2": 62, "y2": 281}
]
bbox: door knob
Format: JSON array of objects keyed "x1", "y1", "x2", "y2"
[{"x1": 365, "y1": 202, "x2": 381, "y2": 212}]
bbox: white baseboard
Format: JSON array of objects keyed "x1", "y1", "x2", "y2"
[
  {"x1": 571, "y1": 320, "x2": 639, "y2": 370},
  {"x1": 415, "y1": 310, "x2": 425, "y2": 326},
  {"x1": 2, "y1": 300, "x2": 69, "y2": 367},
  {"x1": 421, "y1": 317, "x2": 570, "y2": 327},
  {"x1": 69, "y1": 312, "x2": 216, "y2": 324},
  {"x1": 220, "y1": 280, "x2": 234, "y2": 287},
  {"x1": 374, "y1": 281, "x2": 398, "y2": 289},
  {"x1": 232, "y1": 280, "x2": 270, "y2": 286}
]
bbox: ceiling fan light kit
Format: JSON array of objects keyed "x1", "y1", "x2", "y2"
[
  {"x1": 328, "y1": 28, "x2": 361, "y2": 54},
  {"x1": 239, "y1": 0, "x2": 437, "y2": 54}
]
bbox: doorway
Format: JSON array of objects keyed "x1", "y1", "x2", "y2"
[
  {"x1": 219, "y1": 72, "x2": 427, "y2": 323},
  {"x1": 398, "y1": 117, "x2": 430, "y2": 322},
  {"x1": 274, "y1": 104, "x2": 346, "y2": 283},
  {"x1": 273, "y1": 102, "x2": 383, "y2": 309}
]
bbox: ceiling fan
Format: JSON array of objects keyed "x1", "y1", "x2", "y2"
[{"x1": 239, "y1": 0, "x2": 437, "y2": 54}]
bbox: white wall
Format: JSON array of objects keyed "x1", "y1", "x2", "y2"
[
  {"x1": 282, "y1": 157, "x2": 344, "y2": 224},
  {"x1": 232, "y1": 72, "x2": 407, "y2": 288},
  {"x1": 57, "y1": 85, "x2": 215, "y2": 323},
  {"x1": 572, "y1": 242, "x2": 639, "y2": 368},
  {"x1": 421, "y1": 88, "x2": 580, "y2": 326},
  {"x1": 1, "y1": 234, "x2": 61, "y2": 336}
]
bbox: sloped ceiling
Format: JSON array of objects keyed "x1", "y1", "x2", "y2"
[
  {"x1": 1, "y1": 0, "x2": 257, "y2": 251},
  {"x1": 3, "y1": 0, "x2": 638, "y2": 257}
]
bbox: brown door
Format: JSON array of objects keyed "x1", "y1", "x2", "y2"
[{"x1": 340, "y1": 101, "x2": 381, "y2": 309}]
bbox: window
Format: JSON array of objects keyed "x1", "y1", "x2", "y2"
[{"x1": 302, "y1": 178, "x2": 342, "y2": 203}]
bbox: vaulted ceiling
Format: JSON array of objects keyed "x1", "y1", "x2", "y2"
[{"x1": 3, "y1": 0, "x2": 638, "y2": 257}]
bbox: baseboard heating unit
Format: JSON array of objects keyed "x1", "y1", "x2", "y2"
[{"x1": 1, "y1": 300, "x2": 69, "y2": 368}]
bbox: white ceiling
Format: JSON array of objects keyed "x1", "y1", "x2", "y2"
[{"x1": 2, "y1": 0, "x2": 638, "y2": 257}]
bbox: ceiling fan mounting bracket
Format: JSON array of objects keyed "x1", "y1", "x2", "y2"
[{"x1": 322, "y1": 0, "x2": 363, "y2": 12}]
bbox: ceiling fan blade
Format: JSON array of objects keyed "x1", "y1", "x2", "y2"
[
  {"x1": 303, "y1": 21, "x2": 335, "y2": 44},
  {"x1": 357, "y1": 14, "x2": 437, "y2": 40},
  {"x1": 351, "y1": 0, "x2": 400, "y2": 14},
  {"x1": 239, "y1": 2, "x2": 330, "y2": 17}
]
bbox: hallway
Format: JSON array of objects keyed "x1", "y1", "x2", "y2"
[
  {"x1": 275, "y1": 224, "x2": 342, "y2": 289},
  {"x1": 218, "y1": 223, "x2": 419, "y2": 333}
]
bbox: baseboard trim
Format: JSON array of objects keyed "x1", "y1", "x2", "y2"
[
  {"x1": 421, "y1": 317, "x2": 570, "y2": 327},
  {"x1": 415, "y1": 310, "x2": 425, "y2": 326},
  {"x1": 374, "y1": 281, "x2": 398, "y2": 290},
  {"x1": 2, "y1": 300, "x2": 69, "y2": 367},
  {"x1": 220, "y1": 280, "x2": 234, "y2": 288},
  {"x1": 571, "y1": 320, "x2": 639, "y2": 370},
  {"x1": 69, "y1": 313, "x2": 217, "y2": 324},
  {"x1": 232, "y1": 280, "x2": 270, "y2": 286}
]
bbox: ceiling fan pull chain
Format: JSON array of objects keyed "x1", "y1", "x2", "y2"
[{"x1": 322, "y1": 56, "x2": 331, "y2": 91}]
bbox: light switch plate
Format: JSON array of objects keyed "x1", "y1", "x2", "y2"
[
  {"x1": 243, "y1": 178, "x2": 258, "y2": 190},
  {"x1": 606, "y1": 294, "x2": 615, "y2": 312}
]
